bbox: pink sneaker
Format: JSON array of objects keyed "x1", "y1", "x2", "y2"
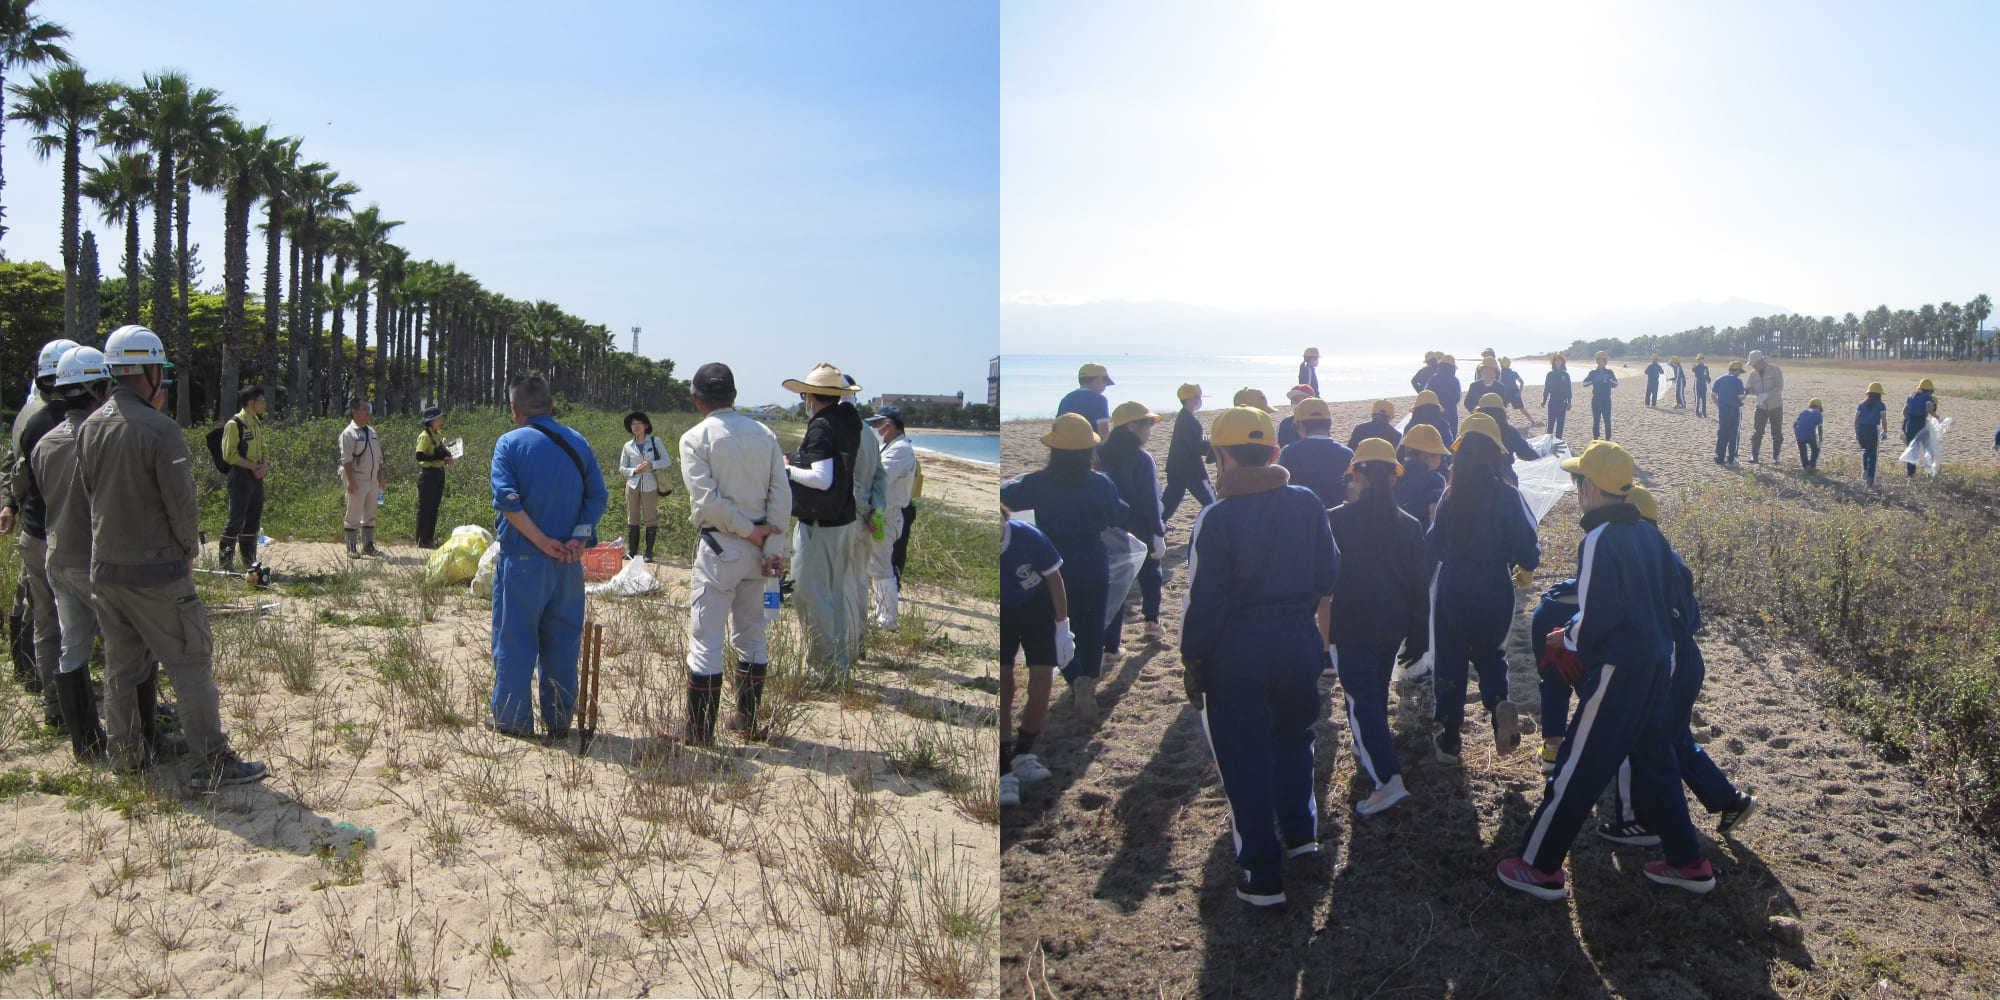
[
  {"x1": 1496, "y1": 857, "x2": 1568, "y2": 900},
  {"x1": 1643, "y1": 857, "x2": 1716, "y2": 894}
]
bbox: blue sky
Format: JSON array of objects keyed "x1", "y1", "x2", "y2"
[
  {"x1": 1003, "y1": 1, "x2": 2000, "y2": 326},
  {"x1": 3, "y1": 0, "x2": 997, "y2": 408}
]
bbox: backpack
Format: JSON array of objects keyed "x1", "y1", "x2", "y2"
[{"x1": 205, "y1": 416, "x2": 245, "y2": 474}]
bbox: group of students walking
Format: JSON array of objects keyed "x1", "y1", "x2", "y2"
[{"x1": 1001, "y1": 357, "x2": 1762, "y2": 908}]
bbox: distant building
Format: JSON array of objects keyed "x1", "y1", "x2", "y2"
[
  {"x1": 988, "y1": 356, "x2": 1000, "y2": 407},
  {"x1": 870, "y1": 392, "x2": 965, "y2": 409}
]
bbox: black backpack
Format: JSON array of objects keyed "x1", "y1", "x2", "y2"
[{"x1": 205, "y1": 416, "x2": 245, "y2": 474}]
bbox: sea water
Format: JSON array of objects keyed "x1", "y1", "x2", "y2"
[{"x1": 904, "y1": 432, "x2": 999, "y2": 465}]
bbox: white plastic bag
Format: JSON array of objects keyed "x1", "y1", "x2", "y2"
[
  {"x1": 1513, "y1": 434, "x2": 1576, "y2": 525},
  {"x1": 587, "y1": 555, "x2": 662, "y2": 596},
  {"x1": 470, "y1": 543, "x2": 501, "y2": 598},
  {"x1": 1897, "y1": 415, "x2": 1952, "y2": 478},
  {"x1": 1103, "y1": 528, "x2": 1146, "y2": 626}
]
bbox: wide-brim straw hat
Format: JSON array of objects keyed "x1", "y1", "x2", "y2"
[{"x1": 782, "y1": 363, "x2": 861, "y2": 396}]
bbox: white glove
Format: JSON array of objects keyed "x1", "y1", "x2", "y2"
[
  {"x1": 1054, "y1": 619, "x2": 1076, "y2": 668},
  {"x1": 1149, "y1": 535, "x2": 1166, "y2": 560}
]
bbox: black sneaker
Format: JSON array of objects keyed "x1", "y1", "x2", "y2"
[
  {"x1": 1717, "y1": 793, "x2": 1759, "y2": 836},
  {"x1": 1236, "y1": 875, "x2": 1286, "y2": 907},
  {"x1": 1596, "y1": 819, "x2": 1661, "y2": 846},
  {"x1": 193, "y1": 750, "x2": 268, "y2": 790},
  {"x1": 1283, "y1": 834, "x2": 1320, "y2": 858}
]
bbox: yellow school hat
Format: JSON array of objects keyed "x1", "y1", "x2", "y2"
[
  {"x1": 1440, "y1": 354, "x2": 1457, "y2": 366},
  {"x1": 1807, "y1": 397, "x2": 1822, "y2": 409},
  {"x1": 1477, "y1": 393, "x2": 1506, "y2": 409},
  {"x1": 1077, "y1": 362, "x2": 1114, "y2": 385},
  {"x1": 1371, "y1": 398, "x2": 1395, "y2": 417},
  {"x1": 1651, "y1": 353, "x2": 1659, "y2": 360},
  {"x1": 1728, "y1": 360, "x2": 1745, "y2": 372},
  {"x1": 1549, "y1": 353, "x2": 1566, "y2": 365},
  {"x1": 1350, "y1": 437, "x2": 1402, "y2": 473},
  {"x1": 1042, "y1": 413, "x2": 1101, "y2": 450},
  {"x1": 1670, "y1": 356, "x2": 1680, "y2": 363},
  {"x1": 1109, "y1": 401, "x2": 1160, "y2": 429},
  {"x1": 1499, "y1": 357, "x2": 1512, "y2": 368},
  {"x1": 1918, "y1": 378, "x2": 1936, "y2": 391},
  {"x1": 1594, "y1": 350, "x2": 1609, "y2": 361},
  {"x1": 1424, "y1": 350, "x2": 1438, "y2": 363},
  {"x1": 1177, "y1": 382, "x2": 1203, "y2": 400},
  {"x1": 1304, "y1": 347, "x2": 1321, "y2": 358},
  {"x1": 1210, "y1": 406, "x2": 1276, "y2": 447},
  {"x1": 1232, "y1": 387, "x2": 1273, "y2": 412},
  {"x1": 1413, "y1": 389, "x2": 1440, "y2": 409},
  {"x1": 1560, "y1": 440, "x2": 1637, "y2": 495},
  {"x1": 1866, "y1": 382, "x2": 1884, "y2": 395},
  {"x1": 1627, "y1": 484, "x2": 1658, "y2": 522},
  {"x1": 1293, "y1": 397, "x2": 1331, "y2": 422},
  {"x1": 1402, "y1": 423, "x2": 1449, "y2": 455},
  {"x1": 1695, "y1": 353, "x2": 1706, "y2": 361},
  {"x1": 1456, "y1": 413, "x2": 1503, "y2": 451}
]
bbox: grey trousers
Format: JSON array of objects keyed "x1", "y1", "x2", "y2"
[
  {"x1": 95, "y1": 575, "x2": 228, "y2": 763},
  {"x1": 18, "y1": 535, "x2": 60, "y2": 715}
]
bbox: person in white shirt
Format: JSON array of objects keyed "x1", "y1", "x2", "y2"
[
  {"x1": 338, "y1": 397, "x2": 384, "y2": 558},
  {"x1": 618, "y1": 411, "x2": 674, "y2": 561},
  {"x1": 678, "y1": 363, "x2": 792, "y2": 742},
  {"x1": 865, "y1": 406, "x2": 919, "y2": 628}
]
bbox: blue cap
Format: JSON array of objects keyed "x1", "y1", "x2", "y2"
[{"x1": 866, "y1": 405, "x2": 904, "y2": 429}]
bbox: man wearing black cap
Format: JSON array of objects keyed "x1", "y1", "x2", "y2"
[
  {"x1": 865, "y1": 405, "x2": 918, "y2": 629},
  {"x1": 677, "y1": 363, "x2": 792, "y2": 741},
  {"x1": 414, "y1": 405, "x2": 453, "y2": 548}
]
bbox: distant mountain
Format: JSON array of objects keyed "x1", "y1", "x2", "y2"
[{"x1": 1001, "y1": 296, "x2": 1792, "y2": 356}]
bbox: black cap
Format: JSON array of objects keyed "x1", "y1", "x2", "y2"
[
  {"x1": 693, "y1": 362, "x2": 734, "y2": 395},
  {"x1": 421, "y1": 405, "x2": 442, "y2": 422}
]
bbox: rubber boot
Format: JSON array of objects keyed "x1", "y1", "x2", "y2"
[
  {"x1": 683, "y1": 672, "x2": 721, "y2": 747},
  {"x1": 644, "y1": 527, "x2": 657, "y2": 561},
  {"x1": 627, "y1": 525, "x2": 641, "y2": 559},
  {"x1": 345, "y1": 529, "x2": 360, "y2": 559},
  {"x1": 55, "y1": 669, "x2": 106, "y2": 761},
  {"x1": 136, "y1": 668, "x2": 188, "y2": 761},
  {"x1": 728, "y1": 662, "x2": 767, "y2": 736},
  {"x1": 361, "y1": 526, "x2": 380, "y2": 557},
  {"x1": 240, "y1": 535, "x2": 257, "y2": 570},
  {"x1": 219, "y1": 536, "x2": 235, "y2": 571}
]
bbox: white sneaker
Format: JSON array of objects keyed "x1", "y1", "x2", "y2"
[
  {"x1": 1356, "y1": 775, "x2": 1409, "y2": 817},
  {"x1": 1143, "y1": 622, "x2": 1167, "y2": 642},
  {"x1": 1011, "y1": 753, "x2": 1052, "y2": 783},
  {"x1": 1072, "y1": 676, "x2": 1100, "y2": 726},
  {"x1": 999, "y1": 773, "x2": 1021, "y2": 807},
  {"x1": 1101, "y1": 647, "x2": 1126, "y2": 666}
]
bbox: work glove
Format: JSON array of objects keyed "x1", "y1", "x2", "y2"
[
  {"x1": 1149, "y1": 535, "x2": 1166, "y2": 561},
  {"x1": 1538, "y1": 627, "x2": 1584, "y2": 685},
  {"x1": 1053, "y1": 620, "x2": 1076, "y2": 668},
  {"x1": 1512, "y1": 566, "x2": 1536, "y2": 589},
  {"x1": 1182, "y1": 657, "x2": 1206, "y2": 710}
]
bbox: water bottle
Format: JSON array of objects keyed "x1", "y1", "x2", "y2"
[
  {"x1": 871, "y1": 510, "x2": 885, "y2": 542},
  {"x1": 377, "y1": 491, "x2": 386, "y2": 507},
  {"x1": 763, "y1": 576, "x2": 782, "y2": 621}
]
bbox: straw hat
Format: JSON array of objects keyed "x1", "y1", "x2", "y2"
[
  {"x1": 782, "y1": 362, "x2": 861, "y2": 396},
  {"x1": 1042, "y1": 413, "x2": 1100, "y2": 450},
  {"x1": 1350, "y1": 437, "x2": 1402, "y2": 474}
]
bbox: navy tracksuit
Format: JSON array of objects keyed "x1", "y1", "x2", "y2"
[
  {"x1": 1329, "y1": 490, "x2": 1429, "y2": 789},
  {"x1": 1516, "y1": 502, "x2": 1702, "y2": 872},
  {"x1": 1692, "y1": 364, "x2": 1710, "y2": 416},
  {"x1": 1671, "y1": 363, "x2": 1686, "y2": 407},
  {"x1": 1498, "y1": 368, "x2": 1526, "y2": 410},
  {"x1": 1478, "y1": 407, "x2": 1546, "y2": 464},
  {"x1": 1426, "y1": 478, "x2": 1540, "y2": 732},
  {"x1": 1465, "y1": 379, "x2": 1506, "y2": 414},
  {"x1": 1410, "y1": 362, "x2": 1439, "y2": 395},
  {"x1": 1395, "y1": 463, "x2": 1445, "y2": 536},
  {"x1": 1903, "y1": 389, "x2": 1934, "y2": 477},
  {"x1": 1347, "y1": 416, "x2": 1402, "y2": 452},
  {"x1": 1162, "y1": 408, "x2": 1215, "y2": 519},
  {"x1": 1427, "y1": 370, "x2": 1464, "y2": 438},
  {"x1": 1277, "y1": 415, "x2": 1300, "y2": 449},
  {"x1": 1530, "y1": 581, "x2": 1580, "y2": 741},
  {"x1": 1643, "y1": 362, "x2": 1663, "y2": 406},
  {"x1": 1001, "y1": 469, "x2": 1128, "y2": 683},
  {"x1": 1583, "y1": 368, "x2": 1618, "y2": 439},
  {"x1": 1100, "y1": 431, "x2": 1166, "y2": 639},
  {"x1": 1794, "y1": 407, "x2": 1823, "y2": 470},
  {"x1": 1183, "y1": 470, "x2": 1339, "y2": 887},
  {"x1": 1278, "y1": 435, "x2": 1353, "y2": 509},
  {"x1": 1543, "y1": 370, "x2": 1572, "y2": 437},
  {"x1": 1611, "y1": 546, "x2": 1741, "y2": 824},
  {"x1": 1856, "y1": 396, "x2": 1887, "y2": 482}
]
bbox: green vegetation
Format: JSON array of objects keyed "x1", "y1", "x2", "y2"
[
  {"x1": 1569, "y1": 295, "x2": 1995, "y2": 363},
  {"x1": 1674, "y1": 472, "x2": 2000, "y2": 829}
]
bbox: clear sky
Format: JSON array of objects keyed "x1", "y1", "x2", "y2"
[
  {"x1": 1003, "y1": 1, "x2": 2000, "y2": 325},
  {"x1": 2, "y1": 0, "x2": 996, "y2": 408}
]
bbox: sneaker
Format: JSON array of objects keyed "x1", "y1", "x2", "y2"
[
  {"x1": 999, "y1": 773, "x2": 1021, "y2": 807},
  {"x1": 152, "y1": 733, "x2": 191, "y2": 760},
  {"x1": 1597, "y1": 820, "x2": 1661, "y2": 846},
  {"x1": 1011, "y1": 753, "x2": 1052, "y2": 784},
  {"x1": 1071, "y1": 676, "x2": 1099, "y2": 726},
  {"x1": 193, "y1": 750, "x2": 268, "y2": 789},
  {"x1": 482, "y1": 715, "x2": 537, "y2": 740},
  {"x1": 1642, "y1": 857, "x2": 1716, "y2": 893},
  {"x1": 1496, "y1": 857, "x2": 1569, "y2": 900},
  {"x1": 1492, "y1": 702, "x2": 1521, "y2": 755},
  {"x1": 1716, "y1": 793, "x2": 1759, "y2": 836},
  {"x1": 1101, "y1": 647, "x2": 1126, "y2": 666},
  {"x1": 1433, "y1": 726, "x2": 1462, "y2": 764},
  {"x1": 1143, "y1": 622, "x2": 1167, "y2": 643},
  {"x1": 1236, "y1": 875, "x2": 1286, "y2": 907},
  {"x1": 1357, "y1": 774, "x2": 1409, "y2": 817},
  {"x1": 1284, "y1": 835, "x2": 1320, "y2": 858}
]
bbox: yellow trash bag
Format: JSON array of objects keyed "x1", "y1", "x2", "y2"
[{"x1": 425, "y1": 525, "x2": 493, "y2": 586}]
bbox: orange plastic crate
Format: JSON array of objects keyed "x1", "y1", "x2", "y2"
[{"x1": 581, "y1": 543, "x2": 624, "y2": 581}]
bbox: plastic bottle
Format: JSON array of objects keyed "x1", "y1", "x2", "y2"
[
  {"x1": 763, "y1": 577, "x2": 782, "y2": 621},
  {"x1": 871, "y1": 510, "x2": 885, "y2": 542}
]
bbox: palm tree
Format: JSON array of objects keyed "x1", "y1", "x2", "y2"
[
  {"x1": 1968, "y1": 294, "x2": 1993, "y2": 363},
  {"x1": 79, "y1": 151, "x2": 150, "y2": 325},
  {"x1": 299, "y1": 168, "x2": 356, "y2": 413},
  {"x1": 9, "y1": 66, "x2": 116, "y2": 339},
  {"x1": 257, "y1": 139, "x2": 302, "y2": 408},
  {"x1": 173, "y1": 100, "x2": 231, "y2": 423},
  {"x1": 345, "y1": 204, "x2": 402, "y2": 404},
  {"x1": 0, "y1": 0, "x2": 69, "y2": 357},
  {"x1": 214, "y1": 119, "x2": 288, "y2": 420}
]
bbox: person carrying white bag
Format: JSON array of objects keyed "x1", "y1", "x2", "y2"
[{"x1": 1001, "y1": 510, "x2": 1072, "y2": 807}]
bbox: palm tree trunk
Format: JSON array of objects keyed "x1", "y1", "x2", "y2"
[
  {"x1": 263, "y1": 201, "x2": 281, "y2": 409},
  {"x1": 151, "y1": 143, "x2": 173, "y2": 339},
  {"x1": 354, "y1": 255, "x2": 370, "y2": 403},
  {"x1": 60, "y1": 127, "x2": 80, "y2": 339},
  {"x1": 123, "y1": 201, "x2": 140, "y2": 324},
  {"x1": 218, "y1": 182, "x2": 249, "y2": 423},
  {"x1": 288, "y1": 230, "x2": 307, "y2": 411},
  {"x1": 173, "y1": 171, "x2": 192, "y2": 425},
  {"x1": 77, "y1": 232, "x2": 100, "y2": 339}
]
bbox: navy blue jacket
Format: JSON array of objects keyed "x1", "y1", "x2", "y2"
[
  {"x1": 1411, "y1": 362, "x2": 1439, "y2": 394},
  {"x1": 1056, "y1": 388, "x2": 1110, "y2": 427},
  {"x1": 1428, "y1": 477, "x2": 1540, "y2": 573},
  {"x1": 1348, "y1": 416, "x2": 1402, "y2": 451},
  {"x1": 1409, "y1": 406, "x2": 1454, "y2": 450},
  {"x1": 1278, "y1": 436, "x2": 1353, "y2": 508},
  {"x1": 1277, "y1": 415, "x2": 1300, "y2": 449},
  {"x1": 1327, "y1": 490, "x2": 1429, "y2": 653},
  {"x1": 1181, "y1": 469, "x2": 1338, "y2": 667},
  {"x1": 1165, "y1": 408, "x2": 1211, "y2": 482},
  {"x1": 999, "y1": 468, "x2": 1126, "y2": 550},
  {"x1": 1465, "y1": 378, "x2": 1506, "y2": 413},
  {"x1": 1582, "y1": 368, "x2": 1618, "y2": 405},
  {"x1": 1477, "y1": 407, "x2": 1545, "y2": 463},
  {"x1": 1644, "y1": 362, "x2": 1663, "y2": 384},
  {"x1": 1395, "y1": 464, "x2": 1446, "y2": 534},
  {"x1": 1560, "y1": 502, "x2": 1674, "y2": 670},
  {"x1": 1427, "y1": 370, "x2": 1463, "y2": 414},
  {"x1": 1692, "y1": 363, "x2": 1710, "y2": 389},
  {"x1": 1544, "y1": 369, "x2": 1572, "y2": 409},
  {"x1": 1099, "y1": 432, "x2": 1165, "y2": 540}
]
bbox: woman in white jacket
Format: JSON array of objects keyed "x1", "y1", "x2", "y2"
[{"x1": 620, "y1": 411, "x2": 674, "y2": 560}]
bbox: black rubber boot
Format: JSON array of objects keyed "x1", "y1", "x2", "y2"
[
  {"x1": 240, "y1": 535, "x2": 257, "y2": 569},
  {"x1": 345, "y1": 529, "x2": 359, "y2": 559},
  {"x1": 728, "y1": 662, "x2": 768, "y2": 736},
  {"x1": 644, "y1": 527, "x2": 657, "y2": 561},
  {"x1": 219, "y1": 537, "x2": 235, "y2": 571},
  {"x1": 683, "y1": 673, "x2": 722, "y2": 746},
  {"x1": 626, "y1": 525, "x2": 641, "y2": 559},
  {"x1": 361, "y1": 526, "x2": 379, "y2": 556},
  {"x1": 55, "y1": 669, "x2": 106, "y2": 761},
  {"x1": 137, "y1": 668, "x2": 188, "y2": 761}
]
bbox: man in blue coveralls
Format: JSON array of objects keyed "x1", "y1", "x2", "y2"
[{"x1": 486, "y1": 374, "x2": 608, "y2": 739}]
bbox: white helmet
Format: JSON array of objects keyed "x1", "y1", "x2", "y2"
[
  {"x1": 53, "y1": 346, "x2": 109, "y2": 389},
  {"x1": 103, "y1": 324, "x2": 171, "y2": 375},
  {"x1": 35, "y1": 338, "x2": 80, "y2": 379}
]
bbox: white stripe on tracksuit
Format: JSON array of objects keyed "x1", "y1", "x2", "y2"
[
  {"x1": 1524, "y1": 664, "x2": 1618, "y2": 863},
  {"x1": 1346, "y1": 691, "x2": 1380, "y2": 786},
  {"x1": 1197, "y1": 706, "x2": 1244, "y2": 859}
]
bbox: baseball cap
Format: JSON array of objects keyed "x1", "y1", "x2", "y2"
[
  {"x1": 1177, "y1": 382, "x2": 1202, "y2": 401},
  {"x1": 1078, "y1": 362, "x2": 1114, "y2": 385},
  {"x1": 1292, "y1": 397, "x2": 1331, "y2": 422},
  {"x1": 1210, "y1": 406, "x2": 1275, "y2": 447},
  {"x1": 1286, "y1": 383, "x2": 1316, "y2": 404},
  {"x1": 1560, "y1": 440, "x2": 1637, "y2": 495},
  {"x1": 1232, "y1": 387, "x2": 1273, "y2": 412},
  {"x1": 865, "y1": 404, "x2": 904, "y2": 429},
  {"x1": 1627, "y1": 484, "x2": 1658, "y2": 522},
  {"x1": 693, "y1": 362, "x2": 735, "y2": 395},
  {"x1": 1371, "y1": 398, "x2": 1395, "y2": 417}
]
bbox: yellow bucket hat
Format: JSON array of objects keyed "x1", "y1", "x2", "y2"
[
  {"x1": 1477, "y1": 393, "x2": 1506, "y2": 410},
  {"x1": 1499, "y1": 357, "x2": 1512, "y2": 368},
  {"x1": 1594, "y1": 350, "x2": 1609, "y2": 361},
  {"x1": 1695, "y1": 353, "x2": 1706, "y2": 361},
  {"x1": 1456, "y1": 413, "x2": 1504, "y2": 451},
  {"x1": 1918, "y1": 378, "x2": 1936, "y2": 391},
  {"x1": 1211, "y1": 406, "x2": 1276, "y2": 447},
  {"x1": 1304, "y1": 347, "x2": 1321, "y2": 358},
  {"x1": 1728, "y1": 360, "x2": 1745, "y2": 372},
  {"x1": 1413, "y1": 389, "x2": 1440, "y2": 409},
  {"x1": 1560, "y1": 440, "x2": 1637, "y2": 494},
  {"x1": 1109, "y1": 401, "x2": 1160, "y2": 429},
  {"x1": 1371, "y1": 398, "x2": 1395, "y2": 417},
  {"x1": 1402, "y1": 423, "x2": 1449, "y2": 455},
  {"x1": 1177, "y1": 382, "x2": 1203, "y2": 401},
  {"x1": 1866, "y1": 382, "x2": 1884, "y2": 395},
  {"x1": 1041, "y1": 413, "x2": 1100, "y2": 450},
  {"x1": 1350, "y1": 436, "x2": 1402, "y2": 473}
]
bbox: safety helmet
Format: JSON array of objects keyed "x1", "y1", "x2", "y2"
[
  {"x1": 104, "y1": 324, "x2": 171, "y2": 375},
  {"x1": 35, "y1": 338, "x2": 79, "y2": 379},
  {"x1": 53, "y1": 346, "x2": 109, "y2": 389}
]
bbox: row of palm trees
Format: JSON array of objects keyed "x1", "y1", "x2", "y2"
[
  {"x1": 0, "y1": 0, "x2": 687, "y2": 426},
  {"x1": 1574, "y1": 296, "x2": 1998, "y2": 364}
]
